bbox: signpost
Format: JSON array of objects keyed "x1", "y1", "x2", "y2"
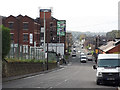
[{"x1": 57, "y1": 20, "x2": 66, "y2": 55}]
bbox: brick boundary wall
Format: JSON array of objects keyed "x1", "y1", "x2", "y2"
[{"x1": 2, "y1": 62, "x2": 57, "y2": 78}]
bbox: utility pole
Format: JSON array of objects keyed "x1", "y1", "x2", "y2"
[
  {"x1": 17, "y1": 19, "x2": 20, "y2": 59},
  {"x1": 59, "y1": 31, "x2": 60, "y2": 54},
  {"x1": 95, "y1": 36, "x2": 99, "y2": 64},
  {"x1": 47, "y1": 29, "x2": 48, "y2": 70}
]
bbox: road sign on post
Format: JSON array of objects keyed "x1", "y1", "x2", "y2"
[{"x1": 57, "y1": 20, "x2": 66, "y2": 36}]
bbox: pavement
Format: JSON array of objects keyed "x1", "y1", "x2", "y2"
[{"x1": 2, "y1": 65, "x2": 65, "y2": 83}]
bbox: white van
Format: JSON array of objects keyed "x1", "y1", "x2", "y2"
[{"x1": 93, "y1": 54, "x2": 120, "y2": 85}]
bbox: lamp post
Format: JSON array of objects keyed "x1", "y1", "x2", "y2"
[
  {"x1": 43, "y1": 10, "x2": 46, "y2": 71},
  {"x1": 17, "y1": 19, "x2": 20, "y2": 59},
  {"x1": 46, "y1": 29, "x2": 48, "y2": 70},
  {"x1": 43, "y1": 11, "x2": 46, "y2": 55}
]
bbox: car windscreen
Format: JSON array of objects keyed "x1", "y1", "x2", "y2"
[
  {"x1": 81, "y1": 57, "x2": 86, "y2": 59},
  {"x1": 98, "y1": 59, "x2": 120, "y2": 67}
]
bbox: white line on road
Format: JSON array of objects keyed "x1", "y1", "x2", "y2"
[
  {"x1": 36, "y1": 87, "x2": 41, "y2": 88},
  {"x1": 65, "y1": 79, "x2": 68, "y2": 82},
  {"x1": 47, "y1": 79, "x2": 69, "y2": 89},
  {"x1": 57, "y1": 68, "x2": 65, "y2": 71},
  {"x1": 23, "y1": 76, "x2": 36, "y2": 79},
  {"x1": 53, "y1": 79, "x2": 68, "y2": 88},
  {"x1": 23, "y1": 74, "x2": 44, "y2": 79},
  {"x1": 49, "y1": 87, "x2": 53, "y2": 88}
]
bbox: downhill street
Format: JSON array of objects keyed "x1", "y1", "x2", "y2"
[{"x1": 3, "y1": 54, "x2": 118, "y2": 89}]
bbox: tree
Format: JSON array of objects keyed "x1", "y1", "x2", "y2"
[
  {"x1": 79, "y1": 34, "x2": 86, "y2": 41},
  {"x1": 106, "y1": 30, "x2": 120, "y2": 40},
  {"x1": 2, "y1": 25, "x2": 11, "y2": 59}
]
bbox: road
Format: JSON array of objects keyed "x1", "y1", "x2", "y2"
[{"x1": 2, "y1": 54, "x2": 118, "y2": 89}]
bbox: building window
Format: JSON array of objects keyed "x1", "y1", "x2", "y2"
[
  {"x1": 23, "y1": 34, "x2": 28, "y2": 42},
  {"x1": 50, "y1": 23, "x2": 53, "y2": 27},
  {"x1": 8, "y1": 22, "x2": 14, "y2": 29},
  {"x1": 10, "y1": 34, "x2": 14, "y2": 41},
  {"x1": 23, "y1": 22, "x2": 28, "y2": 30}
]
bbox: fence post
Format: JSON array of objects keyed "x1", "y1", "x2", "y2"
[
  {"x1": 29, "y1": 46, "x2": 31, "y2": 60},
  {"x1": 13, "y1": 42, "x2": 14, "y2": 58}
]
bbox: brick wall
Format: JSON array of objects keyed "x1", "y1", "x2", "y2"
[
  {"x1": 2, "y1": 62, "x2": 57, "y2": 78},
  {"x1": 107, "y1": 44, "x2": 120, "y2": 53}
]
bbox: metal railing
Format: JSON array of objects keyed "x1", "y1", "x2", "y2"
[{"x1": 7, "y1": 44, "x2": 45, "y2": 60}]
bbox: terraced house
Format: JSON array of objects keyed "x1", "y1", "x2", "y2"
[
  {"x1": 2, "y1": 15, "x2": 41, "y2": 58},
  {"x1": 2, "y1": 9, "x2": 66, "y2": 58}
]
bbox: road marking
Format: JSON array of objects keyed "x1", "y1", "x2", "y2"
[
  {"x1": 49, "y1": 87, "x2": 53, "y2": 88},
  {"x1": 46, "y1": 86, "x2": 53, "y2": 90},
  {"x1": 65, "y1": 79, "x2": 68, "y2": 82},
  {"x1": 23, "y1": 74, "x2": 44, "y2": 79},
  {"x1": 57, "y1": 68, "x2": 65, "y2": 71},
  {"x1": 36, "y1": 87, "x2": 41, "y2": 88},
  {"x1": 51, "y1": 79, "x2": 68, "y2": 88},
  {"x1": 23, "y1": 76, "x2": 36, "y2": 79},
  {"x1": 68, "y1": 63, "x2": 72, "y2": 66}
]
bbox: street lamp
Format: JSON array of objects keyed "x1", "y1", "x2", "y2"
[
  {"x1": 46, "y1": 28, "x2": 48, "y2": 70},
  {"x1": 43, "y1": 11, "x2": 46, "y2": 54},
  {"x1": 42, "y1": 10, "x2": 47, "y2": 71}
]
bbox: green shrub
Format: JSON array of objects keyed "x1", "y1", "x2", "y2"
[
  {"x1": 64, "y1": 55, "x2": 69, "y2": 59},
  {"x1": 5, "y1": 58, "x2": 57, "y2": 63},
  {"x1": 2, "y1": 25, "x2": 11, "y2": 59}
]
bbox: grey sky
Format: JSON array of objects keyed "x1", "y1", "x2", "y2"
[{"x1": 0, "y1": 0, "x2": 119, "y2": 32}]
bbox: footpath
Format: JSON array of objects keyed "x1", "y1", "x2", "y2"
[
  {"x1": 2, "y1": 60, "x2": 70, "y2": 83},
  {"x1": 2, "y1": 66, "x2": 63, "y2": 83}
]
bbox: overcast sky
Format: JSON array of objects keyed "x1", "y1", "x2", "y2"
[{"x1": 0, "y1": 0, "x2": 120, "y2": 32}]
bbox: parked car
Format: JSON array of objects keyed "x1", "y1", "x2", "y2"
[
  {"x1": 73, "y1": 50, "x2": 76, "y2": 52},
  {"x1": 73, "y1": 46, "x2": 76, "y2": 48},
  {"x1": 80, "y1": 55, "x2": 87, "y2": 63},
  {"x1": 87, "y1": 55, "x2": 93, "y2": 61},
  {"x1": 78, "y1": 50, "x2": 81, "y2": 53},
  {"x1": 93, "y1": 54, "x2": 120, "y2": 85},
  {"x1": 81, "y1": 52, "x2": 85, "y2": 56},
  {"x1": 87, "y1": 52, "x2": 92, "y2": 55},
  {"x1": 72, "y1": 51, "x2": 76, "y2": 57}
]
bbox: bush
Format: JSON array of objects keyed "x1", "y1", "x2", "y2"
[
  {"x1": 64, "y1": 55, "x2": 69, "y2": 59},
  {"x1": 5, "y1": 58, "x2": 57, "y2": 63},
  {"x1": 2, "y1": 25, "x2": 11, "y2": 59}
]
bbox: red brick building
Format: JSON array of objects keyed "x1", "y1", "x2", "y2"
[
  {"x1": 39, "y1": 9, "x2": 66, "y2": 55},
  {"x1": 65, "y1": 32, "x2": 73, "y2": 53},
  {"x1": 98, "y1": 40, "x2": 120, "y2": 54},
  {"x1": 2, "y1": 9, "x2": 66, "y2": 56},
  {"x1": 39, "y1": 9, "x2": 66, "y2": 44},
  {"x1": 106, "y1": 41, "x2": 120, "y2": 53},
  {"x1": 3, "y1": 15, "x2": 40, "y2": 46},
  {"x1": 2, "y1": 15, "x2": 41, "y2": 56}
]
